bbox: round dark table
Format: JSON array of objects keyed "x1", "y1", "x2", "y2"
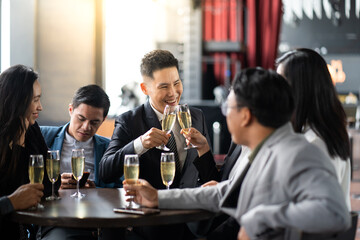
[{"x1": 10, "y1": 188, "x2": 214, "y2": 228}]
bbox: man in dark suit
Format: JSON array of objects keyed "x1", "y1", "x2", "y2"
[
  {"x1": 99, "y1": 50, "x2": 218, "y2": 189},
  {"x1": 99, "y1": 50, "x2": 219, "y2": 240}
]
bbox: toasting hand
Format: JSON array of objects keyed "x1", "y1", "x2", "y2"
[
  {"x1": 141, "y1": 127, "x2": 170, "y2": 149},
  {"x1": 180, "y1": 127, "x2": 210, "y2": 156}
]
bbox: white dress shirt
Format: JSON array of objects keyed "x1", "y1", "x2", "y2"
[{"x1": 61, "y1": 130, "x2": 95, "y2": 181}]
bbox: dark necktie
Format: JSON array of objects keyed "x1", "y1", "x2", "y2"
[
  {"x1": 222, "y1": 160, "x2": 252, "y2": 208},
  {"x1": 166, "y1": 131, "x2": 182, "y2": 173}
]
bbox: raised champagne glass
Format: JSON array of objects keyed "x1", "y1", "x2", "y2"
[
  {"x1": 71, "y1": 149, "x2": 85, "y2": 199},
  {"x1": 124, "y1": 154, "x2": 139, "y2": 209},
  {"x1": 46, "y1": 150, "x2": 61, "y2": 201},
  {"x1": 156, "y1": 105, "x2": 176, "y2": 151},
  {"x1": 29, "y1": 154, "x2": 45, "y2": 209},
  {"x1": 177, "y1": 104, "x2": 197, "y2": 149},
  {"x1": 160, "y1": 152, "x2": 175, "y2": 189}
]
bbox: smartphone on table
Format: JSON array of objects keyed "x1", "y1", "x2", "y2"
[
  {"x1": 72, "y1": 171, "x2": 90, "y2": 187},
  {"x1": 113, "y1": 207, "x2": 160, "y2": 215}
]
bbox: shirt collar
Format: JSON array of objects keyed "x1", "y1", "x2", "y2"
[
  {"x1": 149, "y1": 100, "x2": 163, "y2": 122},
  {"x1": 65, "y1": 128, "x2": 93, "y2": 148},
  {"x1": 248, "y1": 130, "x2": 275, "y2": 163}
]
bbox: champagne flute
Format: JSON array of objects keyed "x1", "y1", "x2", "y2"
[
  {"x1": 177, "y1": 104, "x2": 197, "y2": 149},
  {"x1": 29, "y1": 154, "x2": 45, "y2": 209},
  {"x1": 156, "y1": 105, "x2": 176, "y2": 151},
  {"x1": 124, "y1": 154, "x2": 139, "y2": 209},
  {"x1": 71, "y1": 149, "x2": 85, "y2": 199},
  {"x1": 160, "y1": 152, "x2": 175, "y2": 189},
  {"x1": 46, "y1": 150, "x2": 61, "y2": 201}
]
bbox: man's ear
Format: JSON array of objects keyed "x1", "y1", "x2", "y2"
[
  {"x1": 140, "y1": 82, "x2": 148, "y2": 95},
  {"x1": 68, "y1": 104, "x2": 73, "y2": 117},
  {"x1": 241, "y1": 107, "x2": 252, "y2": 127}
]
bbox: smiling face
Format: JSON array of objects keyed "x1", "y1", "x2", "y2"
[
  {"x1": 140, "y1": 67, "x2": 183, "y2": 113},
  {"x1": 68, "y1": 103, "x2": 105, "y2": 142},
  {"x1": 25, "y1": 80, "x2": 42, "y2": 126}
]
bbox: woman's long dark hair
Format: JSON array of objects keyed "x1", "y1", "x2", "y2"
[
  {"x1": 276, "y1": 48, "x2": 350, "y2": 160},
  {"x1": 0, "y1": 64, "x2": 39, "y2": 175}
]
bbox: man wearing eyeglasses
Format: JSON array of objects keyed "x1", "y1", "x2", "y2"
[{"x1": 125, "y1": 68, "x2": 350, "y2": 240}]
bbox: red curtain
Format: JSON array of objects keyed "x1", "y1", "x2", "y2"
[
  {"x1": 246, "y1": 0, "x2": 282, "y2": 69},
  {"x1": 202, "y1": 0, "x2": 244, "y2": 86}
]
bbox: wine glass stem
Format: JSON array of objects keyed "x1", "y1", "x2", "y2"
[
  {"x1": 52, "y1": 182, "x2": 55, "y2": 197},
  {"x1": 77, "y1": 180, "x2": 80, "y2": 196}
]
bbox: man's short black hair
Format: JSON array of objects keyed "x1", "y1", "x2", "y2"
[
  {"x1": 140, "y1": 50, "x2": 179, "y2": 78},
  {"x1": 232, "y1": 67, "x2": 294, "y2": 128},
  {"x1": 72, "y1": 84, "x2": 110, "y2": 118}
]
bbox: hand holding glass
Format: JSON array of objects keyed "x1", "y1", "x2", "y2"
[
  {"x1": 157, "y1": 105, "x2": 176, "y2": 151},
  {"x1": 160, "y1": 152, "x2": 175, "y2": 189},
  {"x1": 28, "y1": 154, "x2": 44, "y2": 209},
  {"x1": 46, "y1": 150, "x2": 61, "y2": 201},
  {"x1": 177, "y1": 104, "x2": 196, "y2": 149},
  {"x1": 71, "y1": 149, "x2": 85, "y2": 199},
  {"x1": 124, "y1": 154, "x2": 139, "y2": 208}
]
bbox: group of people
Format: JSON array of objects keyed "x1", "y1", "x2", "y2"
[{"x1": 0, "y1": 48, "x2": 352, "y2": 240}]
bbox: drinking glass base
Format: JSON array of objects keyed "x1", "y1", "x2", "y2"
[
  {"x1": 184, "y1": 144, "x2": 197, "y2": 150},
  {"x1": 156, "y1": 145, "x2": 170, "y2": 151},
  {"x1": 46, "y1": 195, "x2": 61, "y2": 201},
  {"x1": 29, "y1": 203, "x2": 44, "y2": 210},
  {"x1": 71, "y1": 192, "x2": 85, "y2": 199}
]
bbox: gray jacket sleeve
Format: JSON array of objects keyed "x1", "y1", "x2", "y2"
[
  {"x1": 158, "y1": 179, "x2": 231, "y2": 213},
  {"x1": 0, "y1": 196, "x2": 14, "y2": 216}
]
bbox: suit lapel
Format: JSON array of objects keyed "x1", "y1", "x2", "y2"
[
  {"x1": 237, "y1": 147, "x2": 272, "y2": 214},
  {"x1": 220, "y1": 143, "x2": 242, "y2": 181},
  {"x1": 144, "y1": 101, "x2": 162, "y2": 130},
  {"x1": 93, "y1": 136, "x2": 107, "y2": 185},
  {"x1": 52, "y1": 124, "x2": 69, "y2": 154}
]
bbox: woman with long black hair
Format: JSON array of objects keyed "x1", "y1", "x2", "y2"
[
  {"x1": 0, "y1": 64, "x2": 59, "y2": 239},
  {"x1": 276, "y1": 48, "x2": 351, "y2": 210}
]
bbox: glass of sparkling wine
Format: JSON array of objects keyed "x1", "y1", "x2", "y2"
[
  {"x1": 157, "y1": 105, "x2": 176, "y2": 151},
  {"x1": 177, "y1": 104, "x2": 196, "y2": 149},
  {"x1": 29, "y1": 154, "x2": 44, "y2": 209},
  {"x1": 46, "y1": 150, "x2": 61, "y2": 201},
  {"x1": 124, "y1": 154, "x2": 139, "y2": 208},
  {"x1": 160, "y1": 152, "x2": 175, "y2": 190},
  {"x1": 71, "y1": 149, "x2": 85, "y2": 199}
]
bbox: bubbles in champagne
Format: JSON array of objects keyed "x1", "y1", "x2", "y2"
[
  {"x1": 177, "y1": 111, "x2": 191, "y2": 133},
  {"x1": 29, "y1": 166, "x2": 44, "y2": 184},
  {"x1": 161, "y1": 162, "x2": 175, "y2": 187},
  {"x1": 46, "y1": 158, "x2": 60, "y2": 183},
  {"x1": 71, "y1": 157, "x2": 85, "y2": 180}
]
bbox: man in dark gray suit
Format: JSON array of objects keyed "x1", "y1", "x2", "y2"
[
  {"x1": 99, "y1": 50, "x2": 218, "y2": 190},
  {"x1": 99, "y1": 50, "x2": 219, "y2": 239},
  {"x1": 125, "y1": 68, "x2": 350, "y2": 240}
]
